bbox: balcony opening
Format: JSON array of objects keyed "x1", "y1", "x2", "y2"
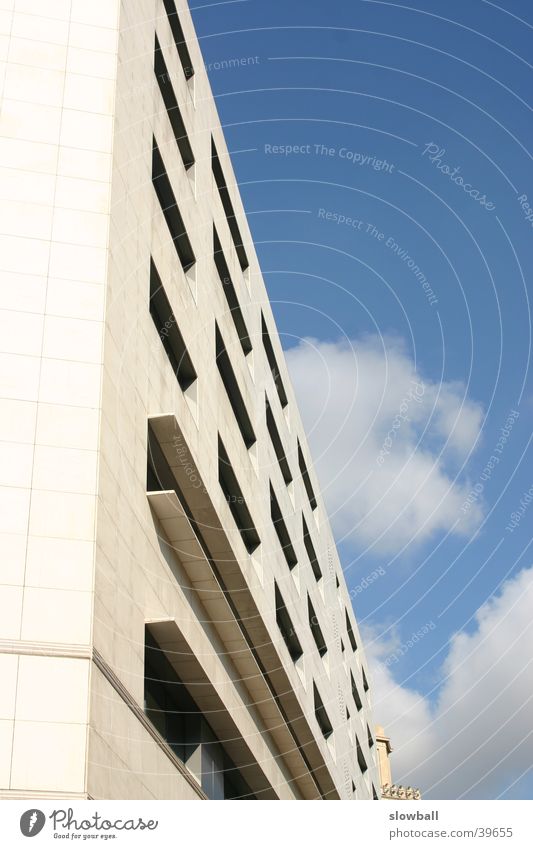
[
  {"x1": 351, "y1": 671, "x2": 362, "y2": 712},
  {"x1": 211, "y1": 137, "x2": 249, "y2": 271},
  {"x1": 302, "y1": 515, "x2": 322, "y2": 582},
  {"x1": 149, "y1": 259, "x2": 196, "y2": 392},
  {"x1": 345, "y1": 609, "x2": 358, "y2": 652},
  {"x1": 313, "y1": 683, "x2": 333, "y2": 740},
  {"x1": 266, "y1": 396, "x2": 292, "y2": 485},
  {"x1": 298, "y1": 441, "x2": 317, "y2": 511},
  {"x1": 270, "y1": 483, "x2": 297, "y2": 569},
  {"x1": 152, "y1": 138, "x2": 195, "y2": 272},
  {"x1": 144, "y1": 629, "x2": 257, "y2": 799},
  {"x1": 154, "y1": 35, "x2": 194, "y2": 170},
  {"x1": 308, "y1": 595, "x2": 327, "y2": 658},
  {"x1": 162, "y1": 0, "x2": 194, "y2": 80},
  {"x1": 275, "y1": 583, "x2": 303, "y2": 662},
  {"x1": 215, "y1": 323, "x2": 255, "y2": 449},
  {"x1": 261, "y1": 313, "x2": 288, "y2": 409},
  {"x1": 356, "y1": 737, "x2": 368, "y2": 774},
  {"x1": 218, "y1": 437, "x2": 260, "y2": 554},
  {"x1": 213, "y1": 226, "x2": 251, "y2": 355}
]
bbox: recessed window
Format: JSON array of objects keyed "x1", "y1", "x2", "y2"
[
  {"x1": 351, "y1": 671, "x2": 362, "y2": 712},
  {"x1": 162, "y1": 0, "x2": 194, "y2": 80},
  {"x1": 270, "y1": 483, "x2": 297, "y2": 569},
  {"x1": 356, "y1": 737, "x2": 368, "y2": 774},
  {"x1": 372, "y1": 785, "x2": 379, "y2": 800},
  {"x1": 302, "y1": 515, "x2": 321, "y2": 581},
  {"x1": 211, "y1": 137, "x2": 249, "y2": 271},
  {"x1": 367, "y1": 724, "x2": 374, "y2": 749},
  {"x1": 275, "y1": 583, "x2": 302, "y2": 662},
  {"x1": 345, "y1": 609, "x2": 358, "y2": 652},
  {"x1": 266, "y1": 397, "x2": 292, "y2": 485},
  {"x1": 298, "y1": 441, "x2": 317, "y2": 511},
  {"x1": 152, "y1": 139, "x2": 195, "y2": 272},
  {"x1": 351, "y1": 779, "x2": 356, "y2": 796},
  {"x1": 149, "y1": 259, "x2": 196, "y2": 391},
  {"x1": 313, "y1": 683, "x2": 333, "y2": 740},
  {"x1": 154, "y1": 36, "x2": 194, "y2": 170},
  {"x1": 308, "y1": 595, "x2": 327, "y2": 658},
  {"x1": 215, "y1": 324, "x2": 255, "y2": 449},
  {"x1": 362, "y1": 668, "x2": 369, "y2": 693},
  {"x1": 261, "y1": 313, "x2": 288, "y2": 409},
  {"x1": 218, "y1": 437, "x2": 260, "y2": 554},
  {"x1": 335, "y1": 574, "x2": 340, "y2": 589},
  {"x1": 213, "y1": 226, "x2": 251, "y2": 354}
]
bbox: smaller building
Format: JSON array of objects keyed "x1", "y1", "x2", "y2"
[{"x1": 375, "y1": 726, "x2": 421, "y2": 800}]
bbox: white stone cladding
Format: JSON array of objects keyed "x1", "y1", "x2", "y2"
[{"x1": 0, "y1": 0, "x2": 379, "y2": 799}]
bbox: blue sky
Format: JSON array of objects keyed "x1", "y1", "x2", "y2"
[{"x1": 190, "y1": 0, "x2": 533, "y2": 799}]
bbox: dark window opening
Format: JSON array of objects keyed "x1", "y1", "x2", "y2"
[
  {"x1": 302, "y1": 515, "x2": 321, "y2": 581},
  {"x1": 162, "y1": 0, "x2": 194, "y2": 80},
  {"x1": 367, "y1": 724, "x2": 374, "y2": 749},
  {"x1": 313, "y1": 684, "x2": 333, "y2": 740},
  {"x1": 335, "y1": 574, "x2": 340, "y2": 589},
  {"x1": 270, "y1": 483, "x2": 297, "y2": 568},
  {"x1": 298, "y1": 441, "x2": 317, "y2": 510},
  {"x1": 144, "y1": 630, "x2": 256, "y2": 799},
  {"x1": 275, "y1": 583, "x2": 303, "y2": 662},
  {"x1": 346, "y1": 609, "x2": 358, "y2": 652},
  {"x1": 308, "y1": 595, "x2": 327, "y2": 657},
  {"x1": 356, "y1": 737, "x2": 368, "y2": 774},
  {"x1": 351, "y1": 780, "x2": 356, "y2": 795},
  {"x1": 261, "y1": 313, "x2": 288, "y2": 409},
  {"x1": 154, "y1": 36, "x2": 194, "y2": 169},
  {"x1": 216, "y1": 325, "x2": 255, "y2": 449},
  {"x1": 362, "y1": 668, "x2": 370, "y2": 692},
  {"x1": 266, "y1": 397, "x2": 292, "y2": 485},
  {"x1": 346, "y1": 705, "x2": 350, "y2": 721},
  {"x1": 218, "y1": 438, "x2": 260, "y2": 554},
  {"x1": 211, "y1": 138, "x2": 249, "y2": 271},
  {"x1": 149, "y1": 259, "x2": 196, "y2": 391},
  {"x1": 152, "y1": 139, "x2": 195, "y2": 272},
  {"x1": 351, "y1": 671, "x2": 363, "y2": 712},
  {"x1": 147, "y1": 423, "x2": 178, "y2": 494},
  {"x1": 373, "y1": 785, "x2": 379, "y2": 800},
  {"x1": 213, "y1": 226, "x2": 251, "y2": 354}
]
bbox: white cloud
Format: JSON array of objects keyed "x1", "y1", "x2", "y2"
[
  {"x1": 286, "y1": 334, "x2": 484, "y2": 553},
  {"x1": 365, "y1": 565, "x2": 533, "y2": 799}
]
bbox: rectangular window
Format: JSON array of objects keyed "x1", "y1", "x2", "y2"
[
  {"x1": 270, "y1": 483, "x2": 297, "y2": 568},
  {"x1": 351, "y1": 671, "x2": 362, "y2": 712},
  {"x1": 356, "y1": 737, "x2": 368, "y2": 774},
  {"x1": 215, "y1": 324, "x2": 255, "y2": 449},
  {"x1": 261, "y1": 313, "x2": 288, "y2": 409},
  {"x1": 162, "y1": 0, "x2": 194, "y2": 79},
  {"x1": 302, "y1": 515, "x2": 322, "y2": 581},
  {"x1": 275, "y1": 583, "x2": 303, "y2": 662},
  {"x1": 218, "y1": 437, "x2": 260, "y2": 553},
  {"x1": 308, "y1": 595, "x2": 327, "y2": 657},
  {"x1": 149, "y1": 259, "x2": 196, "y2": 391},
  {"x1": 298, "y1": 441, "x2": 317, "y2": 510},
  {"x1": 211, "y1": 138, "x2": 249, "y2": 271},
  {"x1": 266, "y1": 397, "x2": 292, "y2": 485},
  {"x1": 313, "y1": 684, "x2": 333, "y2": 740},
  {"x1": 154, "y1": 36, "x2": 194, "y2": 169},
  {"x1": 213, "y1": 226, "x2": 251, "y2": 354},
  {"x1": 345, "y1": 609, "x2": 358, "y2": 652},
  {"x1": 152, "y1": 139, "x2": 195, "y2": 271}
]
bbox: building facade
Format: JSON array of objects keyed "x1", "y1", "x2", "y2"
[{"x1": 0, "y1": 0, "x2": 379, "y2": 799}]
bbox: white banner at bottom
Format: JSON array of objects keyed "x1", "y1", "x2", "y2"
[{"x1": 1, "y1": 800, "x2": 532, "y2": 848}]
